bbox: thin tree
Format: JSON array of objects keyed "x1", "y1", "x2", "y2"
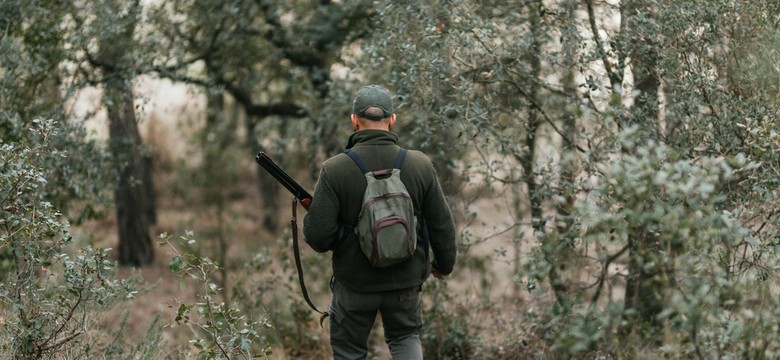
[
  {"x1": 92, "y1": 0, "x2": 155, "y2": 266},
  {"x1": 618, "y1": 0, "x2": 665, "y2": 338}
]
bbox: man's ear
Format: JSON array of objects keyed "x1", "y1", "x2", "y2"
[
  {"x1": 388, "y1": 114, "x2": 397, "y2": 131},
  {"x1": 351, "y1": 114, "x2": 359, "y2": 131}
]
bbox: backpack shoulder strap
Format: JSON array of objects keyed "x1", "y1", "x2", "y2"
[
  {"x1": 345, "y1": 149, "x2": 371, "y2": 174},
  {"x1": 346, "y1": 148, "x2": 408, "y2": 173},
  {"x1": 393, "y1": 148, "x2": 408, "y2": 170}
]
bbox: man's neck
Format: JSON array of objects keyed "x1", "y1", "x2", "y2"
[{"x1": 357, "y1": 122, "x2": 390, "y2": 131}]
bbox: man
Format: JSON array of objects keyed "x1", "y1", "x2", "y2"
[{"x1": 303, "y1": 85, "x2": 457, "y2": 359}]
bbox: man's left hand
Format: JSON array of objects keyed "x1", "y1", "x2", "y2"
[{"x1": 431, "y1": 267, "x2": 447, "y2": 280}]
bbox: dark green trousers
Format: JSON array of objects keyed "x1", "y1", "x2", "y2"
[{"x1": 328, "y1": 279, "x2": 423, "y2": 360}]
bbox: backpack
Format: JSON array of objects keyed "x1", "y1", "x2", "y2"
[{"x1": 345, "y1": 148, "x2": 418, "y2": 267}]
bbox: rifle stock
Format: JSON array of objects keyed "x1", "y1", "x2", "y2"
[{"x1": 255, "y1": 152, "x2": 312, "y2": 209}]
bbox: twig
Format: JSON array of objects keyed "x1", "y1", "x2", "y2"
[
  {"x1": 590, "y1": 244, "x2": 629, "y2": 305},
  {"x1": 585, "y1": 0, "x2": 622, "y2": 89}
]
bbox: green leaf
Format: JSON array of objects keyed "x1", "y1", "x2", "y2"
[{"x1": 169, "y1": 255, "x2": 183, "y2": 272}]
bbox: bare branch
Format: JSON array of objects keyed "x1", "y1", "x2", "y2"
[{"x1": 585, "y1": 0, "x2": 623, "y2": 90}]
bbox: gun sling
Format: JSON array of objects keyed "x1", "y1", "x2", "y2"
[{"x1": 255, "y1": 152, "x2": 326, "y2": 325}]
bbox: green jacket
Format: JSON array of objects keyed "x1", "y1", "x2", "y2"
[{"x1": 303, "y1": 130, "x2": 457, "y2": 292}]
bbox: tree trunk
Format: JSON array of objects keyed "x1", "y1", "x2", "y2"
[
  {"x1": 523, "y1": 1, "x2": 567, "y2": 307},
  {"x1": 557, "y1": 0, "x2": 579, "y2": 247},
  {"x1": 531, "y1": 0, "x2": 582, "y2": 305},
  {"x1": 620, "y1": 0, "x2": 664, "y2": 338},
  {"x1": 246, "y1": 117, "x2": 281, "y2": 231},
  {"x1": 98, "y1": 0, "x2": 154, "y2": 266},
  {"x1": 105, "y1": 75, "x2": 154, "y2": 266},
  {"x1": 203, "y1": 90, "x2": 232, "y2": 302},
  {"x1": 142, "y1": 155, "x2": 157, "y2": 225}
]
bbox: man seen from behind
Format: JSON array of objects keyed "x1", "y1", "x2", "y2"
[{"x1": 303, "y1": 85, "x2": 457, "y2": 359}]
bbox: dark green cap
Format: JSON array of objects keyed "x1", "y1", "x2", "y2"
[{"x1": 352, "y1": 85, "x2": 394, "y2": 121}]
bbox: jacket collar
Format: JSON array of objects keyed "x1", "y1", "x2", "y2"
[{"x1": 345, "y1": 130, "x2": 399, "y2": 149}]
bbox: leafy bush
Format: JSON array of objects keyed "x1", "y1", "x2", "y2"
[
  {"x1": 0, "y1": 119, "x2": 150, "y2": 358},
  {"x1": 523, "y1": 128, "x2": 780, "y2": 358},
  {"x1": 161, "y1": 230, "x2": 274, "y2": 359}
]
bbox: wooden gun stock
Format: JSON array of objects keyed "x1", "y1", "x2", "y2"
[{"x1": 255, "y1": 152, "x2": 312, "y2": 209}]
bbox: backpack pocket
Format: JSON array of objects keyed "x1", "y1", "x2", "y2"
[{"x1": 369, "y1": 215, "x2": 415, "y2": 267}]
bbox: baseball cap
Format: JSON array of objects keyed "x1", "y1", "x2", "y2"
[{"x1": 352, "y1": 85, "x2": 394, "y2": 121}]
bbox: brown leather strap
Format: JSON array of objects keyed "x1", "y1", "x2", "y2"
[{"x1": 291, "y1": 197, "x2": 329, "y2": 327}]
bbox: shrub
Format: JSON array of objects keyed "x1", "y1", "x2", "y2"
[
  {"x1": 161, "y1": 230, "x2": 274, "y2": 359},
  {"x1": 0, "y1": 119, "x2": 148, "y2": 358}
]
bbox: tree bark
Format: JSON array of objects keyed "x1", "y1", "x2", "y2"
[
  {"x1": 97, "y1": 0, "x2": 154, "y2": 266},
  {"x1": 557, "y1": 0, "x2": 579, "y2": 244},
  {"x1": 620, "y1": 0, "x2": 664, "y2": 339},
  {"x1": 204, "y1": 90, "x2": 231, "y2": 302},
  {"x1": 522, "y1": 0, "x2": 567, "y2": 307},
  {"x1": 246, "y1": 117, "x2": 282, "y2": 231},
  {"x1": 142, "y1": 154, "x2": 157, "y2": 225},
  {"x1": 105, "y1": 75, "x2": 154, "y2": 266}
]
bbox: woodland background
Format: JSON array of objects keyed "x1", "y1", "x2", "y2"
[{"x1": 2, "y1": 0, "x2": 780, "y2": 359}]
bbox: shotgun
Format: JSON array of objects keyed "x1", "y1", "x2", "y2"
[
  {"x1": 255, "y1": 151, "x2": 326, "y2": 323},
  {"x1": 255, "y1": 152, "x2": 312, "y2": 209}
]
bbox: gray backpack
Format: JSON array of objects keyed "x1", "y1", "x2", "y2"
[{"x1": 345, "y1": 148, "x2": 417, "y2": 267}]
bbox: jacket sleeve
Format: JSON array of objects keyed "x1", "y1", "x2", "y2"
[
  {"x1": 303, "y1": 168, "x2": 340, "y2": 253},
  {"x1": 422, "y1": 167, "x2": 457, "y2": 275}
]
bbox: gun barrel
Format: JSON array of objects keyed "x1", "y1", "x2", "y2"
[{"x1": 255, "y1": 152, "x2": 312, "y2": 208}]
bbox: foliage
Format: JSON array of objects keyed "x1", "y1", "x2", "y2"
[
  {"x1": 3, "y1": 0, "x2": 780, "y2": 358},
  {"x1": 228, "y1": 231, "x2": 332, "y2": 359},
  {"x1": 161, "y1": 231, "x2": 274, "y2": 359},
  {"x1": 0, "y1": 3, "x2": 114, "y2": 224},
  {"x1": 0, "y1": 119, "x2": 150, "y2": 359},
  {"x1": 356, "y1": 0, "x2": 780, "y2": 358},
  {"x1": 546, "y1": 129, "x2": 780, "y2": 357}
]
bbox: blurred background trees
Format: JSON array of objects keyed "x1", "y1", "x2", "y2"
[{"x1": 2, "y1": 0, "x2": 779, "y2": 358}]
